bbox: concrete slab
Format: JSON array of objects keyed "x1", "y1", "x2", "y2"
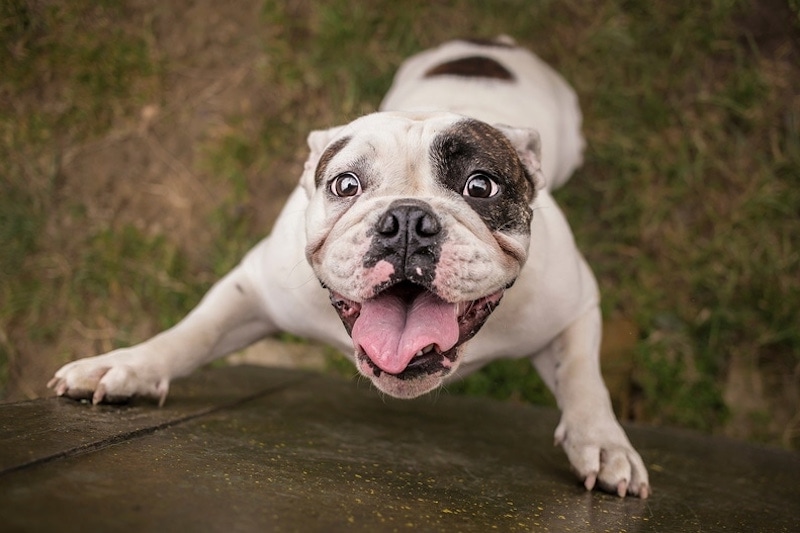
[{"x1": 1, "y1": 366, "x2": 798, "y2": 532}]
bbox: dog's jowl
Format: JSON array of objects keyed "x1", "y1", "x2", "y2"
[{"x1": 49, "y1": 37, "x2": 650, "y2": 498}]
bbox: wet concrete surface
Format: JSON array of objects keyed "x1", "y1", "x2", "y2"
[{"x1": 1, "y1": 366, "x2": 798, "y2": 532}]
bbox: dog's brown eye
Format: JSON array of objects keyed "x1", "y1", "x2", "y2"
[
  {"x1": 330, "y1": 172, "x2": 362, "y2": 197},
  {"x1": 463, "y1": 173, "x2": 499, "y2": 198}
]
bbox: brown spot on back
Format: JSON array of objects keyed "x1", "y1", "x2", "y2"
[
  {"x1": 424, "y1": 56, "x2": 514, "y2": 81},
  {"x1": 314, "y1": 136, "x2": 351, "y2": 187},
  {"x1": 459, "y1": 37, "x2": 516, "y2": 48}
]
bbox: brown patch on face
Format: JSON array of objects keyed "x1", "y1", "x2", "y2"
[
  {"x1": 429, "y1": 119, "x2": 534, "y2": 235},
  {"x1": 424, "y1": 56, "x2": 514, "y2": 81},
  {"x1": 314, "y1": 136, "x2": 351, "y2": 188}
]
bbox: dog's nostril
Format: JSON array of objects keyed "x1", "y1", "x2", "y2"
[
  {"x1": 377, "y1": 212, "x2": 400, "y2": 236},
  {"x1": 416, "y1": 213, "x2": 440, "y2": 237},
  {"x1": 378, "y1": 204, "x2": 441, "y2": 238}
]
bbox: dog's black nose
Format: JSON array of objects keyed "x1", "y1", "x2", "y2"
[
  {"x1": 377, "y1": 203, "x2": 441, "y2": 244},
  {"x1": 367, "y1": 201, "x2": 442, "y2": 287}
]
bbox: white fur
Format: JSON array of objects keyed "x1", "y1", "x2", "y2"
[
  {"x1": 381, "y1": 39, "x2": 585, "y2": 190},
  {"x1": 49, "y1": 38, "x2": 649, "y2": 498}
]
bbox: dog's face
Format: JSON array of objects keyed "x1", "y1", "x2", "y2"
[{"x1": 302, "y1": 111, "x2": 544, "y2": 398}]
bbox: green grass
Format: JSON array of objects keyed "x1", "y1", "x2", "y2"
[
  {"x1": 0, "y1": 0, "x2": 185, "y2": 393},
  {"x1": 1, "y1": 0, "x2": 798, "y2": 448},
  {"x1": 556, "y1": 0, "x2": 800, "y2": 438}
]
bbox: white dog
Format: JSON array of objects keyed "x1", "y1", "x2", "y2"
[{"x1": 49, "y1": 37, "x2": 650, "y2": 498}]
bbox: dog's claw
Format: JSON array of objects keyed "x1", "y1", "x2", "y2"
[
  {"x1": 54, "y1": 380, "x2": 67, "y2": 396},
  {"x1": 583, "y1": 472, "x2": 597, "y2": 491},
  {"x1": 554, "y1": 424, "x2": 566, "y2": 447},
  {"x1": 617, "y1": 479, "x2": 628, "y2": 498},
  {"x1": 156, "y1": 379, "x2": 169, "y2": 407},
  {"x1": 93, "y1": 383, "x2": 107, "y2": 405}
]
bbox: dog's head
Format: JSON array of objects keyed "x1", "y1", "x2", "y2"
[{"x1": 302, "y1": 111, "x2": 544, "y2": 398}]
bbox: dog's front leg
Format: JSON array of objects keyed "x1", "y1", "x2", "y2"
[
  {"x1": 48, "y1": 262, "x2": 276, "y2": 406},
  {"x1": 532, "y1": 306, "x2": 650, "y2": 498}
]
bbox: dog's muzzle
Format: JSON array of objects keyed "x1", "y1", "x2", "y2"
[
  {"x1": 327, "y1": 200, "x2": 506, "y2": 384},
  {"x1": 365, "y1": 199, "x2": 443, "y2": 288}
]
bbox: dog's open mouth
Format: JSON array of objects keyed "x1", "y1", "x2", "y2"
[{"x1": 329, "y1": 281, "x2": 504, "y2": 380}]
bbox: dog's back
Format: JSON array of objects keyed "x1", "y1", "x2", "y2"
[{"x1": 381, "y1": 37, "x2": 584, "y2": 191}]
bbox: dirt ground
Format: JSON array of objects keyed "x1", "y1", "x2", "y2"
[
  {"x1": 54, "y1": 0, "x2": 285, "y2": 261},
  {"x1": 7, "y1": 0, "x2": 309, "y2": 400}
]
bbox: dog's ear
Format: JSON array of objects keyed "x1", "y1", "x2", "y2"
[
  {"x1": 300, "y1": 126, "x2": 346, "y2": 197},
  {"x1": 493, "y1": 124, "x2": 546, "y2": 193}
]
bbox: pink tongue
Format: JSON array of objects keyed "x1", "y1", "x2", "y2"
[{"x1": 352, "y1": 290, "x2": 459, "y2": 375}]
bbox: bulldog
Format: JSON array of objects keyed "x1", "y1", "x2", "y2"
[{"x1": 48, "y1": 37, "x2": 650, "y2": 498}]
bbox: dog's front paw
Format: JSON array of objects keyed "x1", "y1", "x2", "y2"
[
  {"x1": 47, "y1": 349, "x2": 170, "y2": 406},
  {"x1": 554, "y1": 415, "x2": 650, "y2": 499}
]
